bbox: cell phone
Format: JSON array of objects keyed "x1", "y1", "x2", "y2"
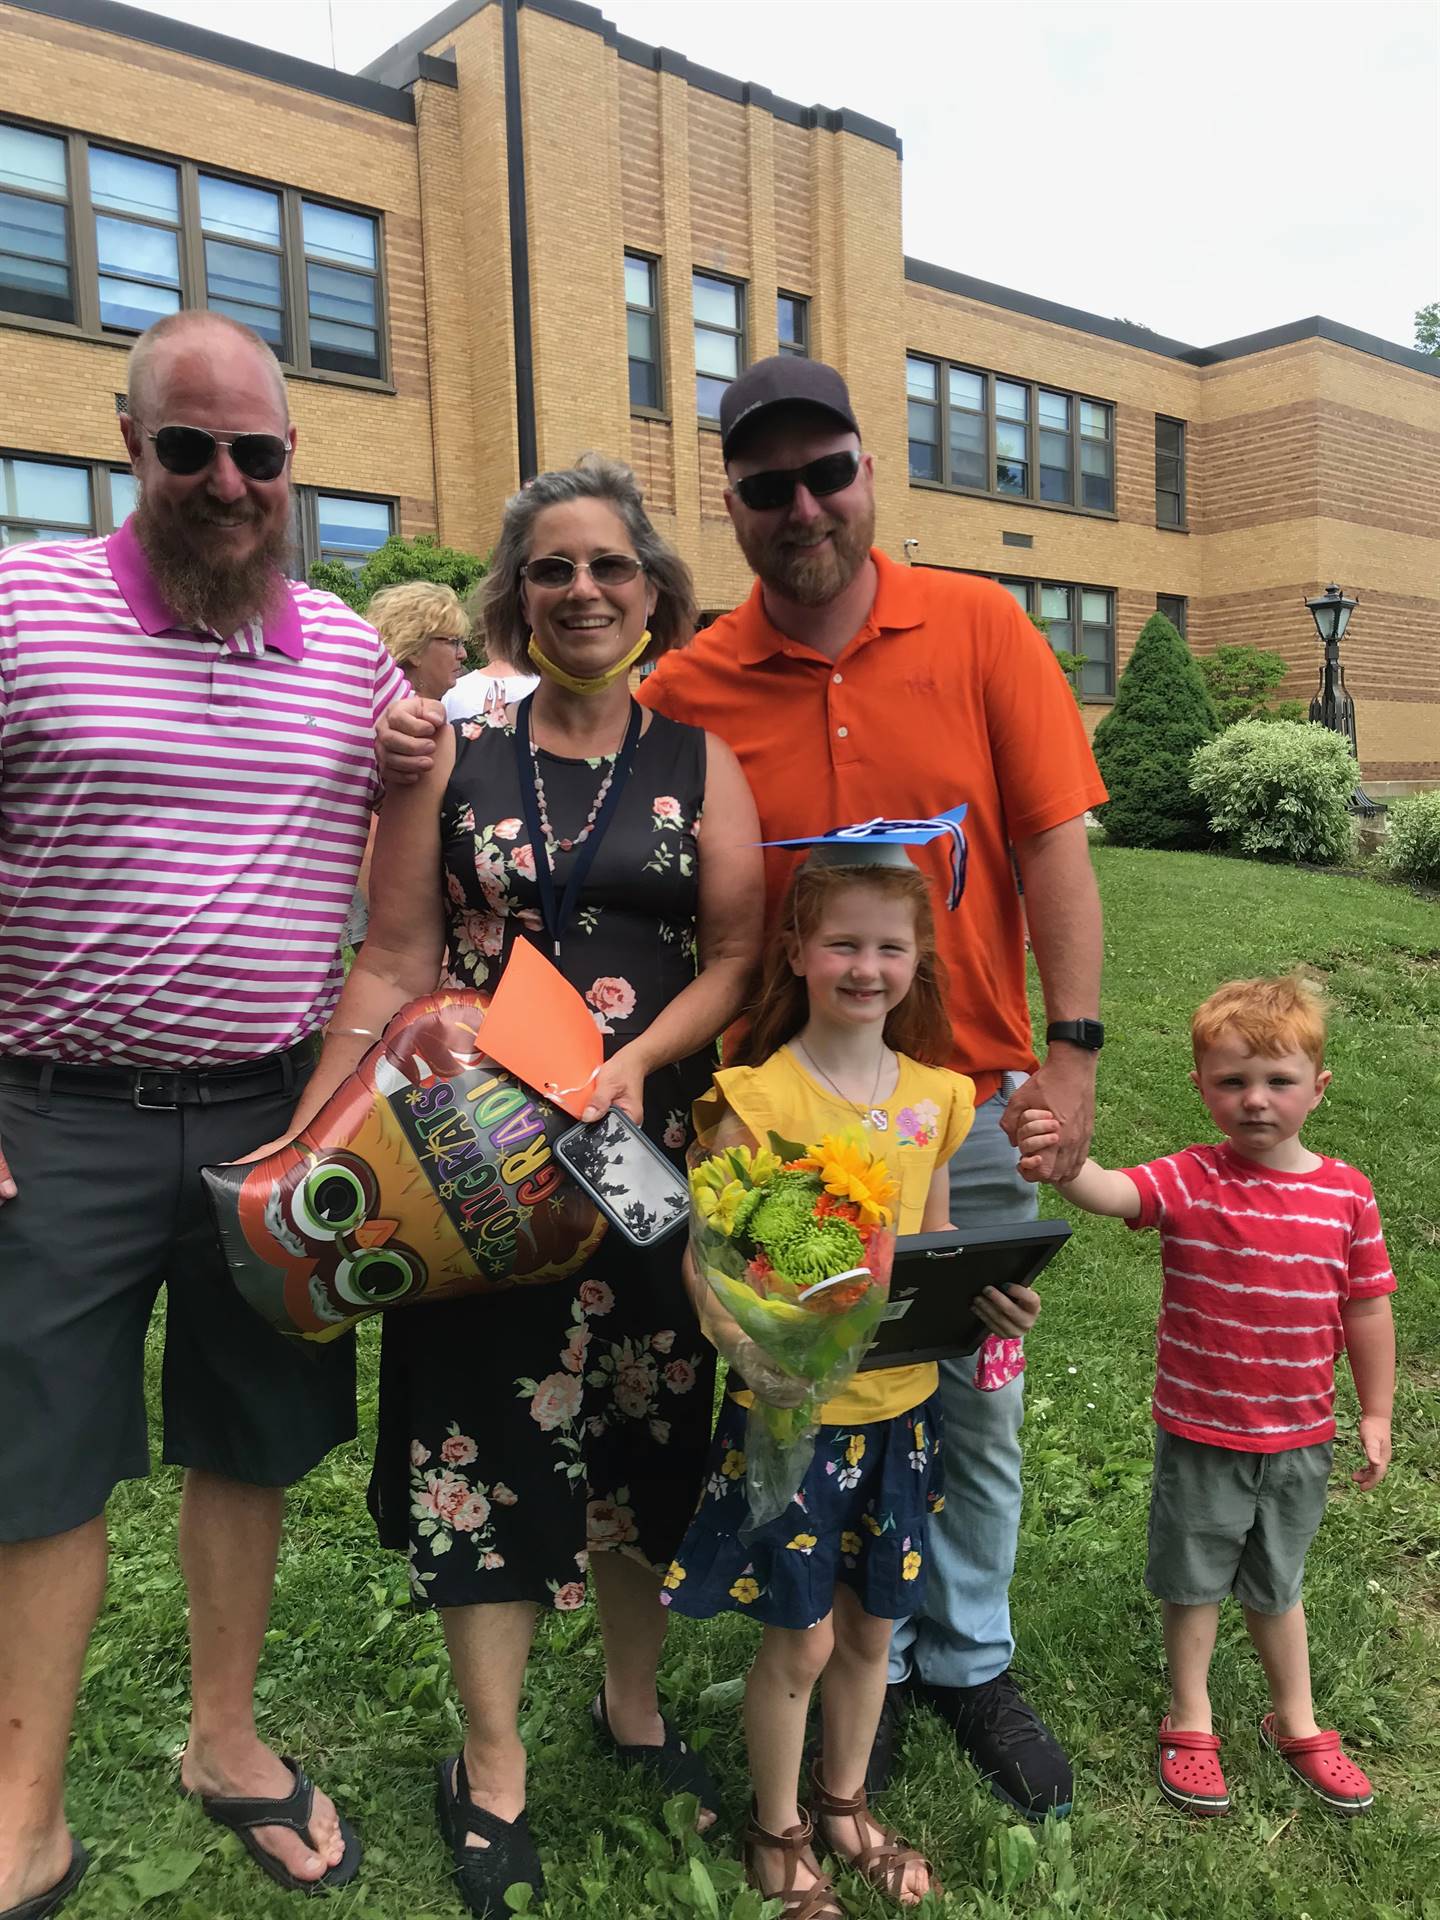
[{"x1": 555, "y1": 1109, "x2": 690, "y2": 1248}]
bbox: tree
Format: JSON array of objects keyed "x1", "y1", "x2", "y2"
[
  {"x1": 310, "y1": 532, "x2": 488, "y2": 616},
  {"x1": 1416, "y1": 302, "x2": 1440, "y2": 357},
  {"x1": 1027, "y1": 609, "x2": 1084, "y2": 708},
  {"x1": 1091, "y1": 612, "x2": 1219, "y2": 849},
  {"x1": 1199, "y1": 643, "x2": 1306, "y2": 728}
]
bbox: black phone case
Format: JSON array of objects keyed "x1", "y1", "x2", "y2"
[{"x1": 555, "y1": 1111, "x2": 690, "y2": 1248}]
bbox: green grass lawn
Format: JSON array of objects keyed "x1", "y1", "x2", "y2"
[{"x1": 68, "y1": 848, "x2": 1440, "y2": 1918}]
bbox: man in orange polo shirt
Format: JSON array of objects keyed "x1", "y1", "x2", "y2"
[{"x1": 637, "y1": 358, "x2": 1107, "y2": 1818}]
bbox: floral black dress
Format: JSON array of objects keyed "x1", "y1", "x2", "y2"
[{"x1": 367, "y1": 705, "x2": 718, "y2": 1610}]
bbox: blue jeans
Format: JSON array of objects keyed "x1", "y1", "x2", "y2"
[{"x1": 889, "y1": 1075, "x2": 1032, "y2": 1688}]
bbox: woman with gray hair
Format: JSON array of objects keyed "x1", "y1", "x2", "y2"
[{"x1": 283, "y1": 454, "x2": 763, "y2": 1913}]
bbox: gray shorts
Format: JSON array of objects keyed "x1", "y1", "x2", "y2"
[
  {"x1": 1145, "y1": 1427, "x2": 1333, "y2": 1615},
  {"x1": 0, "y1": 1056, "x2": 356, "y2": 1543}
]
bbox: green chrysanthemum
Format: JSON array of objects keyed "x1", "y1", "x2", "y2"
[
  {"x1": 760, "y1": 1213, "x2": 866, "y2": 1285},
  {"x1": 746, "y1": 1181, "x2": 817, "y2": 1251}
]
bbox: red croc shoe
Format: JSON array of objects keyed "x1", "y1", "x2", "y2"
[
  {"x1": 1157, "y1": 1717, "x2": 1230, "y2": 1816},
  {"x1": 1259, "y1": 1715, "x2": 1374, "y2": 1815}
]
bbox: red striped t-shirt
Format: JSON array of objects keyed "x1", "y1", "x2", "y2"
[
  {"x1": 1124, "y1": 1143, "x2": 1396, "y2": 1453},
  {"x1": 0, "y1": 521, "x2": 408, "y2": 1067}
]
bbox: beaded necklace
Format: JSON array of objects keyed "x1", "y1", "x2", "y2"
[{"x1": 528, "y1": 716, "x2": 627, "y2": 854}]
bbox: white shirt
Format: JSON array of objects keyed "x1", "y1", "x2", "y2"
[{"x1": 444, "y1": 670, "x2": 539, "y2": 721}]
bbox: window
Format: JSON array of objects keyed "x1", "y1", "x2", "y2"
[
  {"x1": 693, "y1": 271, "x2": 745, "y2": 420},
  {"x1": 999, "y1": 575, "x2": 1115, "y2": 699},
  {"x1": 624, "y1": 253, "x2": 662, "y2": 412},
  {"x1": 905, "y1": 355, "x2": 1115, "y2": 514},
  {"x1": 201, "y1": 175, "x2": 286, "y2": 353},
  {"x1": 0, "y1": 123, "x2": 72, "y2": 323},
  {"x1": 1156, "y1": 593, "x2": 1187, "y2": 637},
  {"x1": 0, "y1": 118, "x2": 386, "y2": 383},
  {"x1": 302, "y1": 200, "x2": 381, "y2": 380},
  {"x1": 1156, "y1": 416, "x2": 1186, "y2": 527},
  {"x1": 777, "y1": 292, "x2": 808, "y2": 357},
  {"x1": 303, "y1": 491, "x2": 394, "y2": 572},
  {"x1": 0, "y1": 452, "x2": 138, "y2": 549}
]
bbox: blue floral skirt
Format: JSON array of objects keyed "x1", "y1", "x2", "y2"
[{"x1": 660, "y1": 1391, "x2": 944, "y2": 1629}]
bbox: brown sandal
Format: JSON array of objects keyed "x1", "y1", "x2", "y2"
[
  {"x1": 809, "y1": 1759, "x2": 943, "y2": 1907},
  {"x1": 741, "y1": 1802, "x2": 845, "y2": 1920}
]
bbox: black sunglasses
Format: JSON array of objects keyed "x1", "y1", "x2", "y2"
[
  {"x1": 144, "y1": 424, "x2": 290, "y2": 482},
  {"x1": 733, "y1": 448, "x2": 861, "y2": 513}
]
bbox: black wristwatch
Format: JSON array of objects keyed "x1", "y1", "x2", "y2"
[{"x1": 1046, "y1": 1019, "x2": 1104, "y2": 1052}]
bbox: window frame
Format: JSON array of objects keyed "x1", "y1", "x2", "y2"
[
  {"x1": 906, "y1": 352, "x2": 1117, "y2": 518},
  {"x1": 0, "y1": 114, "x2": 390, "y2": 390},
  {"x1": 296, "y1": 486, "x2": 396, "y2": 576},
  {"x1": 623, "y1": 250, "x2": 665, "y2": 419},
  {"x1": 692, "y1": 268, "x2": 747, "y2": 424},
  {"x1": 777, "y1": 290, "x2": 809, "y2": 357},
  {"x1": 0, "y1": 121, "x2": 76, "y2": 325},
  {"x1": 1156, "y1": 592, "x2": 1188, "y2": 638},
  {"x1": 0, "y1": 447, "x2": 139, "y2": 549},
  {"x1": 996, "y1": 571, "x2": 1117, "y2": 701},
  {"x1": 1155, "y1": 415, "x2": 1187, "y2": 529}
]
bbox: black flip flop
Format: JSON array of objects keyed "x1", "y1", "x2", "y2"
[
  {"x1": 590, "y1": 1687, "x2": 719, "y2": 1820},
  {"x1": 435, "y1": 1754, "x2": 545, "y2": 1919},
  {"x1": 0, "y1": 1840, "x2": 88, "y2": 1920},
  {"x1": 189, "y1": 1757, "x2": 361, "y2": 1894}
]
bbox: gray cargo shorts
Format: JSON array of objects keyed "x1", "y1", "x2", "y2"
[{"x1": 1145, "y1": 1427, "x2": 1333, "y2": 1615}]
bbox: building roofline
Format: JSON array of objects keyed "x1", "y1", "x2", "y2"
[
  {"x1": 360, "y1": 0, "x2": 902, "y2": 152},
  {"x1": 904, "y1": 257, "x2": 1439, "y2": 379},
  {"x1": 4, "y1": 0, "x2": 417, "y2": 119}
]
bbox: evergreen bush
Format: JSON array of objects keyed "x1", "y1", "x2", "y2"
[
  {"x1": 1199, "y1": 643, "x2": 1306, "y2": 727},
  {"x1": 1091, "y1": 613, "x2": 1219, "y2": 848},
  {"x1": 1375, "y1": 788, "x2": 1440, "y2": 889},
  {"x1": 1189, "y1": 720, "x2": 1357, "y2": 865}
]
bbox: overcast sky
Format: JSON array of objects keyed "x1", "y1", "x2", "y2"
[{"x1": 133, "y1": 0, "x2": 1436, "y2": 350}]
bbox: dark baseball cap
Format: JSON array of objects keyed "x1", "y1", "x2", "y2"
[{"x1": 719, "y1": 356, "x2": 860, "y2": 460}]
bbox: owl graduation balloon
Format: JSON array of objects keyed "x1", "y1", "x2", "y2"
[{"x1": 203, "y1": 991, "x2": 605, "y2": 1341}]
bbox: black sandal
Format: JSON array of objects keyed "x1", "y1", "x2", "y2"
[
  {"x1": 189, "y1": 1758, "x2": 361, "y2": 1894},
  {"x1": 435, "y1": 1754, "x2": 545, "y2": 1919},
  {"x1": 590, "y1": 1687, "x2": 719, "y2": 1820},
  {"x1": 0, "y1": 1840, "x2": 89, "y2": 1920}
]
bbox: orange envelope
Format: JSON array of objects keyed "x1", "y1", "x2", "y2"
[{"x1": 480, "y1": 939, "x2": 604, "y2": 1119}]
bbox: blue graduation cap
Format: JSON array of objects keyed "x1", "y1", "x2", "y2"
[{"x1": 761, "y1": 805, "x2": 969, "y2": 910}]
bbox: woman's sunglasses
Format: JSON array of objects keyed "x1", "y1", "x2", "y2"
[
  {"x1": 144, "y1": 424, "x2": 291, "y2": 482},
  {"x1": 733, "y1": 448, "x2": 861, "y2": 512},
  {"x1": 520, "y1": 553, "x2": 645, "y2": 590}
]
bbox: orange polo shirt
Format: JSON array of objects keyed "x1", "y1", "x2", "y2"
[{"x1": 638, "y1": 551, "x2": 1107, "y2": 1103}]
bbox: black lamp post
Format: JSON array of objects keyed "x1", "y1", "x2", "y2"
[{"x1": 1304, "y1": 584, "x2": 1376, "y2": 815}]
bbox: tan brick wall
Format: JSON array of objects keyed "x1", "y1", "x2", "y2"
[
  {"x1": 0, "y1": 0, "x2": 437, "y2": 520},
  {"x1": 618, "y1": 62, "x2": 664, "y2": 253}
]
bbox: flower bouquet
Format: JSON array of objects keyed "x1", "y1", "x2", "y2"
[{"x1": 688, "y1": 1126, "x2": 897, "y2": 1529}]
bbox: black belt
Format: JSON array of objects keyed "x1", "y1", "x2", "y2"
[{"x1": 0, "y1": 1036, "x2": 318, "y2": 1111}]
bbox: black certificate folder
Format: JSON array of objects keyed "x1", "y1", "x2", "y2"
[{"x1": 857, "y1": 1220, "x2": 1072, "y2": 1370}]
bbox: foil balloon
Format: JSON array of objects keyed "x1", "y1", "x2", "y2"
[{"x1": 202, "y1": 991, "x2": 606, "y2": 1341}]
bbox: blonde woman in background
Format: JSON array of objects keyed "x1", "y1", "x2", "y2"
[{"x1": 368, "y1": 580, "x2": 472, "y2": 703}]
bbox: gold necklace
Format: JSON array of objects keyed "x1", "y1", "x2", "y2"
[{"x1": 795, "y1": 1040, "x2": 890, "y2": 1132}]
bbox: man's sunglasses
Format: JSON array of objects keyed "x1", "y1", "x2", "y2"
[
  {"x1": 144, "y1": 424, "x2": 290, "y2": 482},
  {"x1": 733, "y1": 448, "x2": 861, "y2": 513},
  {"x1": 520, "y1": 553, "x2": 645, "y2": 590}
]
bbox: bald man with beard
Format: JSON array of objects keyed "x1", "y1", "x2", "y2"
[{"x1": 0, "y1": 311, "x2": 407, "y2": 1917}]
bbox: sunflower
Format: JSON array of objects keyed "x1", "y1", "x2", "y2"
[{"x1": 793, "y1": 1133, "x2": 898, "y2": 1229}]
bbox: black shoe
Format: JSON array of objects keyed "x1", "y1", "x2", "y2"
[
  {"x1": 435, "y1": 1756, "x2": 545, "y2": 1919},
  {"x1": 918, "y1": 1669, "x2": 1073, "y2": 1819},
  {"x1": 863, "y1": 1681, "x2": 912, "y2": 1796}
]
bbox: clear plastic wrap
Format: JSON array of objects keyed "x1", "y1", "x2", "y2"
[{"x1": 687, "y1": 1116, "x2": 896, "y2": 1531}]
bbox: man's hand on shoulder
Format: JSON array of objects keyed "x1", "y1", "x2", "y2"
[
  {"x1": 1001, "y1": 1048, "x2": 1096, "y2": 1183},
  {"x1": 377, "y1": 695, "x2": 446, "y2": 786}
]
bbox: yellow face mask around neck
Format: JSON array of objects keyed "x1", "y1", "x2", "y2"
[{"x1": 527, "y1": 629, "x2": 651, "y2": 695}]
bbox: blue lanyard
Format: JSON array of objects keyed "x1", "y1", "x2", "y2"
[{"x1": 513, "y1": 694, "x2": 644, "y2": 959}]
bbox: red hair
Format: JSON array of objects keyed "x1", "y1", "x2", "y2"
[
  {"x1": 736, "y1": 863, "x2": 953, "y2": 1068},
  {"x1": 1191, "y1": 975, "x2": 1327, "y2": 1072}
]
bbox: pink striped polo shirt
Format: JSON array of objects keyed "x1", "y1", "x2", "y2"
[
  {"x1": 0, "y1": 520, "x2": 408, "y2": 1067},
  {"x1": 1125, "y1": 1143, "x2": 1396, "y2": 1453}
]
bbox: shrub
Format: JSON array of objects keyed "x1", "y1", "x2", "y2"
[
  {"x1": 1027, "y1": 610, "x2": 1082, "y2": 708},
  {"x1": 309, "y1": 533, "x2": 488, "y2": 617},
  {"x1": 1091, "y1": 613, "x2": 1219, "y2": 848},
  {"x1": 1376, "y1": 788, "x2": 1440, "y2": 889},
  {"x1": 1189, "y1": 719, "x2": 1357, "y2": 865},
  {"x1": 1200, "y1": 643, "x2": 1306, "y2": 727}
]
